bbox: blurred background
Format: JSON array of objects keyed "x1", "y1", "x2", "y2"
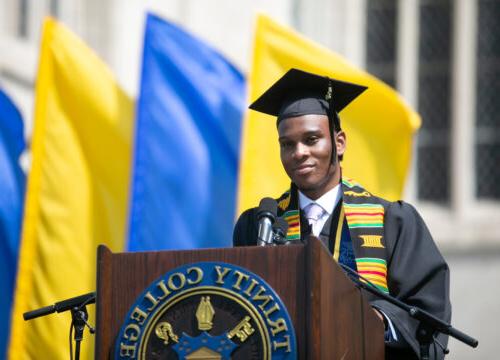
[{"x1": 0, "y1": 0, "x2": 499, "y2": 359}]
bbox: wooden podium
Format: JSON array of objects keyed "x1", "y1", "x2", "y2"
[{"x1": 95, "y1": 237, "x2": 384, "y2": 359}]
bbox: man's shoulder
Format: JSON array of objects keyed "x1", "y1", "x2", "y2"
[
  {"x1": 233, "y1": 207, "x2": 259, "y2": 247},
  {"x1": 340, "y1": 178, "x2": 421, "y2": 216},
  {"x1": 341, "y1": 178, "x2": 391, "y2": 206},
  {"x1": 237, "y1": 187, "x2": 293, "y2": 221},
  {"x1": 237, "y1": 207, "x2": 258, "y2": 221}
]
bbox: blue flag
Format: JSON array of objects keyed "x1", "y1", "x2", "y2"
[
  {"x1": 0, "y1": 89, "x2": 25, "y2": 356},
  {"x1": 127, "y1": 14, "x2": 246, "y2": 251}
]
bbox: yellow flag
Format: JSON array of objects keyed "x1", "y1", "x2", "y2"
[
  {"x1": 238, "y1": 15, "x2": 421, "y2": 212},
  {"x1": 9, "y1": 18, "x2": 133, "y2": 359}
]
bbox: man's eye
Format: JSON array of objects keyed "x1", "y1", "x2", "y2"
[
  {"x1": 306, "y1": 136, "x2": 319, "y2": 145},
  {"x1": 280, "y1": 141, "x2": 293, "y2": 149}
]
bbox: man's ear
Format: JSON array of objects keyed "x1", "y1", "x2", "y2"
[{"x1": 335, "y1": 130, "x2": 346, "y2": 158}]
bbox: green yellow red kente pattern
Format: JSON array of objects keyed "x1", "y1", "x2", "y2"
[
  {"x1": 344, "y1": 203, "x2": 384, "y2": 229},
  {"x1": 283, "y1": 210, "x2": 300, "y2": 240},
  {"x1": 355, "y1": 257, "x2": 389, "y2": 293},
  {"x1": 342, "y1": 178, "x2": 361, "y2": 188}
]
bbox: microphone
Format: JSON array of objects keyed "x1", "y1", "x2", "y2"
[
  {"x1": 23, "y1": 292, "x2": 96, "y2": 321},
  {"x1": 272, "y1": 217, "x2": 289, "y2": 245},
  {"x1": 256, "y1": 197, "x2": 277, "y2": 246}
]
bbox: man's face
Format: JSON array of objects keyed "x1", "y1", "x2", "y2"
[{"x1": 278, "y1": 114, "x2": 345, "y2": 200}]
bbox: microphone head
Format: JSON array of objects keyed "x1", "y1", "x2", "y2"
[
  {"x1": 257, "y1": 197, "x2": 277, "y2": 222},
  {"x1": 273, "y1": 217, "x2": 289, "y2": 237}
]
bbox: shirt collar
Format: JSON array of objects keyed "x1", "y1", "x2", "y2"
[{"x1": 298, "y1": 183, "x2": 341, "y2": 215}]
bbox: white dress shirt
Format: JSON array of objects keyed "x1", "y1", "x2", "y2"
[{"x1": 298, "y1": 184, "x2": 342, "y2": 236}]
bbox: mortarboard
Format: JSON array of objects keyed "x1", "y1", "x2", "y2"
[{"x1": 249, "y1": 68, "x2": 367, "y2": 129}]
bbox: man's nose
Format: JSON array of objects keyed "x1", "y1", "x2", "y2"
[{"x1": 293, "y1": 143, "x2": 309, "y2": 159}]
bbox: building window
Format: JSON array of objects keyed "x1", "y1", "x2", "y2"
[
  {"x1": 476, "y1": 0, "x2": 500, "y2": 199},
  {"x1": 365, "y1": 0, "x2": 397, "y2": 88},
  {"x1": 17, "y1": 0, "x2": 30, "y2": 39},
  {"x1": 8, "y1": 0, "x2": 61, "y2": 41},
  {"x1": 417, "y1": 0, "x2": 453, "y2": 203},
  {"x1": 49, "y1": 0, "x2": 59, "y2": 17}
]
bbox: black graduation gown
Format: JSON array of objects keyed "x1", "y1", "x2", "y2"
[{"x1": 233, "y1": 192, "x2": 451, "y2": 360}]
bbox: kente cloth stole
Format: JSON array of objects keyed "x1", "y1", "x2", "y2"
[{"x1": 276, "y1": 179, "x2": 390, "y2": 294}]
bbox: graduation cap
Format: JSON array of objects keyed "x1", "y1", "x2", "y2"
[{"x1": 249, "y1": 68, "x2": 367, "y2": 130}]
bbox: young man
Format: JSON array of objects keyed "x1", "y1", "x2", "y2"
[{"x1": 233, "y1": 68, "x2": 451, "y2": 359}]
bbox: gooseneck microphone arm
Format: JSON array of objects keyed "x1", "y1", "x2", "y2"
[
  {"x1": 23, "y1": 292, "x2": 96, "y2": 320},
  {"x1": 272, "y1": 217, "x2": 290, "y2": 244},
  {"x1": 340, "y1": 264, "x2": 478, "y2": 359}
]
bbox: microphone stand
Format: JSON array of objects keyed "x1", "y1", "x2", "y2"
[
  {"x1": 23, "y1": 292, "x2": 96, "y2": 360},
  {"x1": 340, "y1": 264, "x2": 478, "y2": 359}
]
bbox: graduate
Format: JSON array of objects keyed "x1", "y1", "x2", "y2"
[{"x1": 233, "y1": 68, "x2": 451, "y2": 359}]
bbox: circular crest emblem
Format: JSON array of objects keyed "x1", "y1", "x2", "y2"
[{"x1": 115, "y1": 262, "x2": 297, "y2": 359}]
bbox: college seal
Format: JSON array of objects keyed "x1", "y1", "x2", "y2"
[{"x1": 115, "y1": 262, "x2": 297, "y2": 359}]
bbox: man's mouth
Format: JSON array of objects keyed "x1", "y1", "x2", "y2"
[{"x1": 293, "y1": 164, "x2": 315, "y2": 175}]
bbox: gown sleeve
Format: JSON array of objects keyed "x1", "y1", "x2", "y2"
[
  {"x1": 368, "y1": 201, "x2": 452, "y2": 360},
  {"x1": 233, "y1": 208, "x2": 259, "y2": 247}
]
